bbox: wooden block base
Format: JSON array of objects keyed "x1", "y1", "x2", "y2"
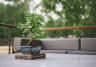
[{"x1": 15, "y1": 53, "x2": 46, "y2": 60}]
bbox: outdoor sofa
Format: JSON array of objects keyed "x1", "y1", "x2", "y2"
[{"x1": 13, "y1": 37, "x2": 96, "y2": 55}]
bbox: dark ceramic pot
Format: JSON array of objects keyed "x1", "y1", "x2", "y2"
[
  {"x1": 21, "y1": 46, "x2": 41, "y2": 54},
  {"x1": 21, "y1": 46, "x2": 31, "y2": 54},
  {"x1": 31, "y1": 46, "x2": 41, "y2": 54}
]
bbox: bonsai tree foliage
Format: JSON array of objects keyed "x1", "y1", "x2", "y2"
[{"x1": 17, "y1": 12, "x2": 45, "y2": 40}]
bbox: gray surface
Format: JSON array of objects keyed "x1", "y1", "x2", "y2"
[
  {"x1": 13, "y1": 37, "x2": 30, "y2": 51},
  {"x1": 41, "y1": 38, "x2": 79, "y2": 50},
  {"x1": 81, "y1": 38, "x2": 96, "y2": 51},
  {"x1": 13, "y1": 37, "x2": 22, "y2": 51},
  {"x1": 13, "y1": 37, "x2": 96, "y2": 55},
  {"x1": 13, "y1": 38, "x2": 79, "y2": 51},
  {"x1": 41, "y1": 50, "x2": 67, "y2": 53},
  {"x1": 0, "y1": 53, "x2": 96, "y2": 67},
  {"x1": 68, "y1": 50, "x2": 96, "y2": 55}
]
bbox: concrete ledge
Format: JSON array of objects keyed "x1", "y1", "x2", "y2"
[
  {"x1": 68, "y1": 50, "x2": 96, "y2": 55},
  {"x1": 41, "y1": 50, "x2": 67, "y2": 54},
  {"x1": 81, "y1": 38, "x2": 96, "y2": 51},
  {"x1": 13, "y1": 37, "x2": 22, "y2": 51},
  {"x1": 13, "y1": 37, "x2": 96, "y2": 55},
  {"x1": 41, "y1": 38, "x2": 79, "y2": 50}
]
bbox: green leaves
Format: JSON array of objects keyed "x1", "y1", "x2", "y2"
[
  {"x1": 41, "y1": 0, "x2": 96, "y2": 37},
  {"x1": 17, "y1": 12, "x2": 45, "y2": 39}
]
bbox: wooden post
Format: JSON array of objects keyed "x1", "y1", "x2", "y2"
[
  {"x1": 8, "y1": 28, "x2": 11, "y2": 54},
  {"x1": 0, "y1": 23, "x2": 16, "y2": 54}
]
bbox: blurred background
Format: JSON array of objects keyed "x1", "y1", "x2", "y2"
[{"x1": 0, "y1": 0, "x2": 96, "y2": 53}]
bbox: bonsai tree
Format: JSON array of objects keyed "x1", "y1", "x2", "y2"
[
  {"x1": 17, "y1": 12, "x2": 45, "y2": 54},
  {"x1": 17, "y1": 12, "x2": 45, "y2": 44}
]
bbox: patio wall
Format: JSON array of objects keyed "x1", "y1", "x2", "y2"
[{"x1": 12, "y1": 37, "x2": 96, "y2": 54}]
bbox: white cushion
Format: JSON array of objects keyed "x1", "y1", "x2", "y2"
[
  {"x1": 81, "y1": 38, "x2": 96, "y2": 51},
  {"x1": 41, "y1": 38, "x2": 79, "y2": 50},
  {"x1": 13, "y1": 37, "x2": 22, "y2": 51}
]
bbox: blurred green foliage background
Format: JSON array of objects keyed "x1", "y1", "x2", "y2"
[{"x1": 0, "y1": 0, "x2": 96, "y2": 38}]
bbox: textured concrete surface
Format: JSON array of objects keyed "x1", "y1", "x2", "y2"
[{"x1": 0, "y1": 53, "x2": 96, "y2": 67}]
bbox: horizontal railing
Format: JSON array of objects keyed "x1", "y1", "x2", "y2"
[
  {"x1": 42, "y1": 26, "x2": 96, "y2": 31},
  {"x1": 0, "y1": 23, "x2": 16, "y2": 28},
  {"x1": 0, "y1": 23, "x2": 96, "y2": 31}
]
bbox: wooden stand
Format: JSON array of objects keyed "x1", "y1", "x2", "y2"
[{"x1": 15, "y1": 53, "x2": 46, "y2": 60}]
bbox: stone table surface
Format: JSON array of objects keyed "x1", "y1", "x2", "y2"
[{"x1": 0, "y1": 53, "x2": 96, "y2": 67}]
